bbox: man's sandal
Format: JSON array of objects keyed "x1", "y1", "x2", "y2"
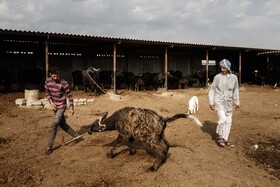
[
  {"x1": 216, "y1": 138, "x2": 225, "y2": 147},
  {"x1": 225, "y1": 141, "x2": 235, "y2": 148}
]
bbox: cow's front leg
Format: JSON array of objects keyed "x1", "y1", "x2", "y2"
[{"x1": 106, "y1": 135, "x2": 123, "y2": 158}]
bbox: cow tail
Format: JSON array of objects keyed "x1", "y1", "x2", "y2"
[
  {"x1": 187, "y1": 115, "x2": 203, "y2": 127},
  {"x1": 165, "y1": 114, "x2": 188, "y2": 122},
  {"x1": 165, "y1": 114, "x2": 203, "y2": 127}
]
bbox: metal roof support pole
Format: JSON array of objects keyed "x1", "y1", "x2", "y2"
[
  {"x1": 164, "y1": 47, "x2": 168, "y2": 91},
  {"x1": 113, "y1": 44, "x2": 117, "y2": 94},
  {"x1": 239, "y1": 51, "x2": 242, "y2": 84},
  {"x1": 45, "y1": 35, "x2": 49, "y2": 79},
  {"x1": 206, "y1": 49, "x2": 209, "y2": 87}
]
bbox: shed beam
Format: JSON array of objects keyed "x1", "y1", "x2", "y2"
[
  {"x1": 239, "y1": 51, "x2": 242, "y2": 84},
  {"x1": 113, "y1": 44, "x2": 117, "y2": 94},
  {"x1": 164, "y1": 47, "x2": 168, "y2": 91},
  {"x1": 205, "y1": 49, "x2": 209, "y2": 87},
  {"x1": 45, "y1": 35, "x2": 49, "y2": 79}
]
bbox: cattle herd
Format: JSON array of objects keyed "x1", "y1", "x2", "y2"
[
  {"x1": 72, "y1": 67, "x2": 280, "y2": 95},
  {"x1": 0, "y1": 67, "x2": 280, "y2": 93},
  {"x1": 72, "y1": 68, "x2": 190, "y2": 93},
  {"x1": 71, "y1": 67, "x2": 215, "y2": 95},
  {"x1": 253, "y1": 68, "x2": 280, "y2": 87}
]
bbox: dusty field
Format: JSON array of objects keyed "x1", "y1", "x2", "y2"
[{"x1": 0, "y1": 84, "x2": 280, "y2": 187}]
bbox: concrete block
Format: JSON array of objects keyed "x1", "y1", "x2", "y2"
[
  {"x1": 107, "y1": 93, "x2": 122, "y2": 101},
  {"x1": 15, "y1": 98, "x2": 27, "y2": 106},
  {"x1": 161, "y1": 91, "x2": 173, "y2": 97},
  {"x1": 40, "y1": 99, "x2": 51, "y2": 109},
  {"x1": 30, "y1": 100, "x2": 43, "y2": 106},
  {"x1": 87, "y1": 98, "x2": 95, "y2": 103},
  {"x1": 74, "y1": 98, "x2": 87, "y2": 105},
  {"x1": 157, "y1": 88, "x2": 166, "y2": 94}
]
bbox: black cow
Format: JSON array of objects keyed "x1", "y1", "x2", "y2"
[
  {"x1": 152, "y1": 72, "x2": 165, "y2": 90},
  {"x1": 17, "y1": 68, "x2": 45, "y2": 91},
  {"x1": 99, "y1": 70, "x2": 113, "y2": 89},
  {"x1": 141, "y1": 72, "x2": 155, "y2": 90},
  {"x1": 114, "y1": 71, "x2": 136, "y2": 90},
  {"x1": 72, "y1": 70, "x2": 83, "y2": 90},
  {"x1": 252, "y1": 70, "x2": 265, "y2": 86},
  {"x1": 167, "y1": 70, "x2": 182, "y2": 89},
  {"x1": 253, "y1": 68, "x2": 280, "y2": 87},
  {"x1": 134, "y1": 72, "x2": 157, "y2": 91},
  {"x1": 264, "y1": 68, "x2": 280, "y2": 87},
  {"x1": 134, "y1": 74, "x2": 145, "y2": 91},
  {"x1": 0, "y1": 68, "x2": 11, "y2": 92},
  {"x1": 153, "y1": 72, "x2": 179, "y2": 90},
  {"x1": 88, "y1": 107, "x2": 202, "y2": 171},
  {"x1": 169, "y1": 70, "x2": 182, "y2": 81},
  {"x1": 115, "y1": 71, "x2": 127, "y2": 89},
  {"x1": 178, "y1": 76, "x2": 189, "y2": 89},
  {"x1": 122, "y1": 71, "x2": 136, "y2": 90},
  {"x1": 82, "y1": 67, "x2": 101, "y2": 96},
  {"x1": 194, "y1": 71, "x2": 206, "y2": 87}
]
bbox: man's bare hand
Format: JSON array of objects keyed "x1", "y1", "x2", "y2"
[
  {"x1": 235, "y1": 105, "x2": 240, "y2": 111},
  {"x1": 50, "y1": 102, "x2": 57, "y2": 111},
  {"x1": 70, "y1": 107, "x2": 74, "y2": 115}
]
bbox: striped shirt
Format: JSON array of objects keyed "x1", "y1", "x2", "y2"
[{"x1": 45, "y1": 77, "x2": 74, "y2": 109}]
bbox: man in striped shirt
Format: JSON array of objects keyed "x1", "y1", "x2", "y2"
[{"x1": 44, "y1": 67, "x2": 79, "y2": 155}]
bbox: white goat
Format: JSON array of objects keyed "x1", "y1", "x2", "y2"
[{"x1": 188, "y1": 96, "x2": 199, "y2": 114}]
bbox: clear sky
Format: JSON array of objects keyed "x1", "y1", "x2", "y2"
[{"x1": 1, "y1": 0, "x2": 279, "y2": 50}]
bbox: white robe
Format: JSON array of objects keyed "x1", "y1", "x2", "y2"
[{"x1": 208, "y1": 73, "x2": 240, "y2": 141}]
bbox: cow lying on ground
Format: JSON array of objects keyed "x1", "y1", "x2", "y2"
[{"x1": 88, "y1": 107, "x2": 202, "y2": 171}]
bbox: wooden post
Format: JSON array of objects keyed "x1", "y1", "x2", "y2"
[
  {"x1": 164, "y1": 47, "x2": 168, "y2": 91},
  {"x1": 45, "y1": 35, "x2": 49, "y2": 79},
  {"x1": 239, "y1": 51, "x2": 242, "y2": 84},
  {"x1": 206, "y1": 49, "x2": 209, "y2": 87},
  {"x1": 113, "y1": 44, "x2": 117, "y2": 94}
]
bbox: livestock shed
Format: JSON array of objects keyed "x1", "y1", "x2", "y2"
[{"x1": 0, "y1": 29, "x2": 279, "y2": 92}]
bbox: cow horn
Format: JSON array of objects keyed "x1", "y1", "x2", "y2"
[
  {"x1": 92, "y1": 67, "x2": 100, "y2": 71},
  {"x1": 98, "y1": 112, "x2": 108, "y2": 131},
  {"x1": 100, "y1": 112, "x2": 108, "y2": 120}
]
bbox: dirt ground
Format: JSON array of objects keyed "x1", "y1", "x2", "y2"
[{"x1": 0, "y1": 84, "x2": 280, "y2": 187}]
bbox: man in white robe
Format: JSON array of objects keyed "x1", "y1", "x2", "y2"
[{"x1": 208, "y1": 59, "x2": 240, "y2": 147}]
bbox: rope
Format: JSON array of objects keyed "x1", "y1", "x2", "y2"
[
  {"x1": 63, "y1": 133, "x2": 87, "y2": 146},
  {"x1": 87, "y1": 70, "x2": 108, "y2": 94}
]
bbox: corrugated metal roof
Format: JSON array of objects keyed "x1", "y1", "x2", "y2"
[
  {"x1": 0, "y1": 28, "x2": 277, "y2": 52},
  {"x1": 257, "y1": 51, "x2": 280, "y2": 56}
]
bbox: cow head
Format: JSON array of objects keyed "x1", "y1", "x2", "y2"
[
  {"x1": 88, "y1": 112, "x2": 108, "y2": 134},
  {"x1": 88, "y1": 67, "x2": 100, "y2": 72}
]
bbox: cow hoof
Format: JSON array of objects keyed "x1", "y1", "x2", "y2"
[
  {"x1": 148, "y1": 166, "x2": 156, "y2": 172},
  {"x1": 129, "y1": 150, "x2": 136, "y2": 155},
  {"x1": 106, "y1": 153, "x2": 115, "y2": 158}
]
